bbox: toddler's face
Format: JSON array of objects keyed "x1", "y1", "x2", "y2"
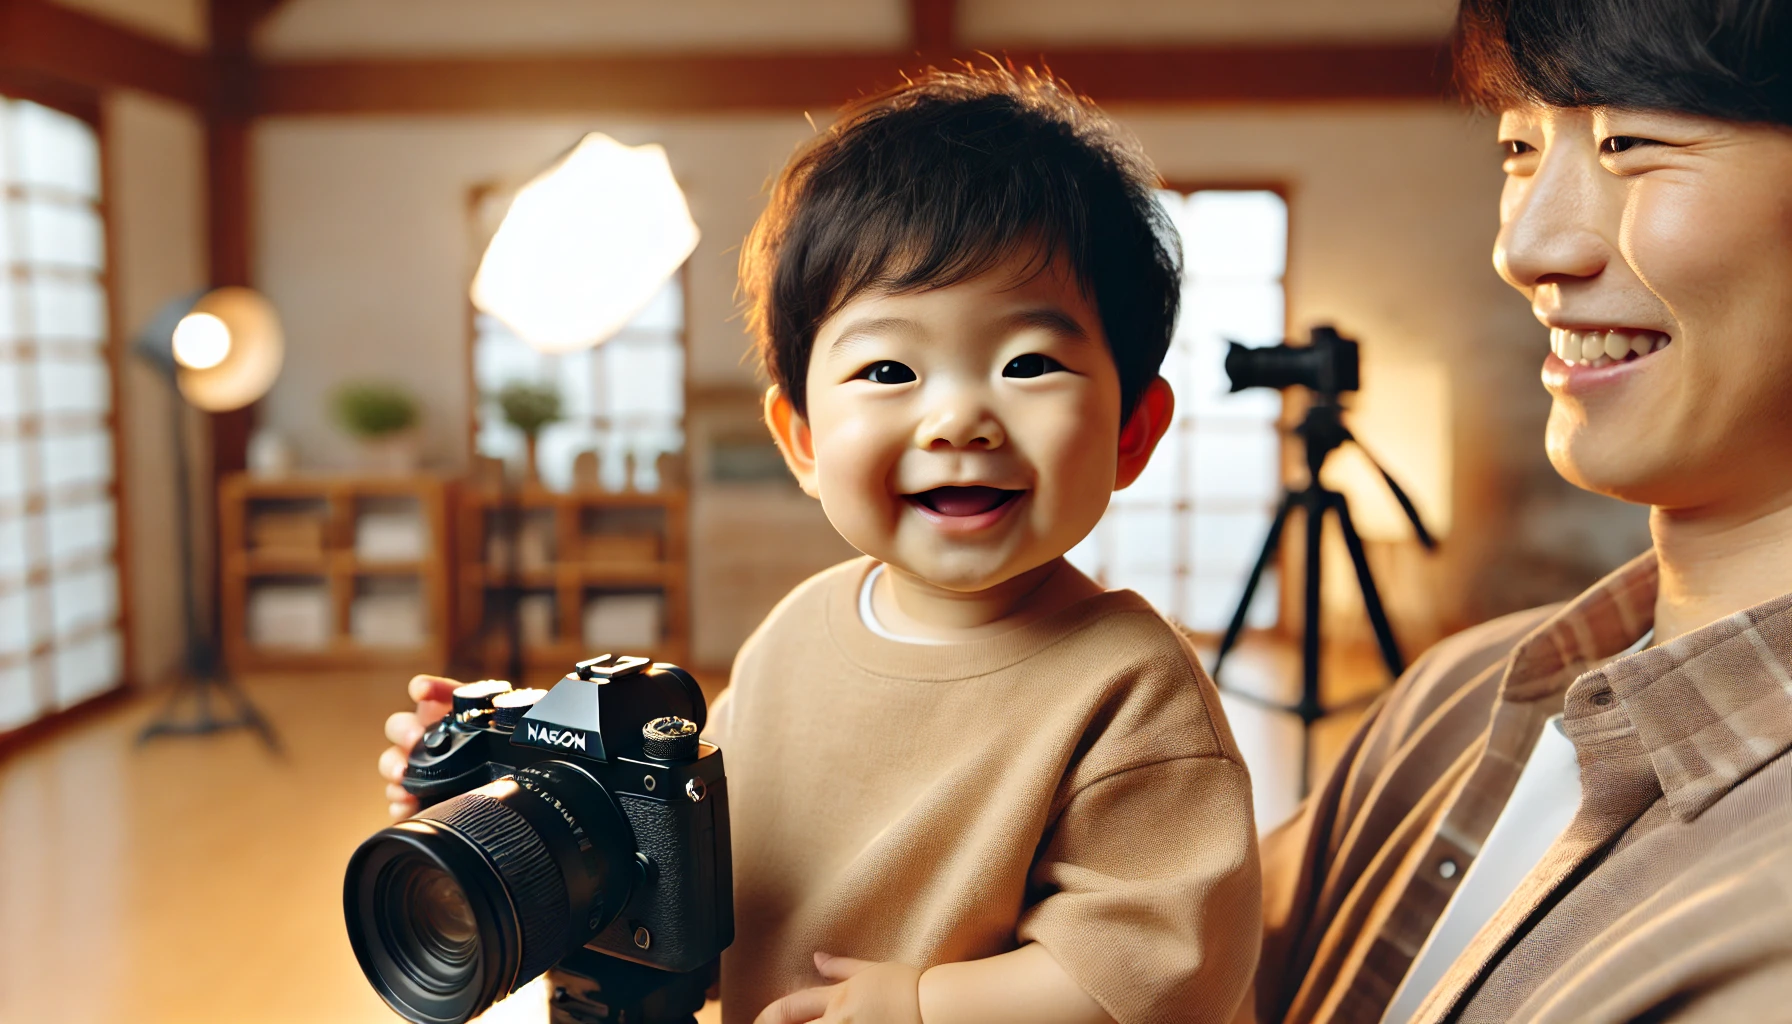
[{"x1": 779, "y1": 255, "x2": 1130, "y2": 592}]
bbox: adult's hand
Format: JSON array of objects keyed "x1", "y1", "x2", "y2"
[{"x1": 377, "y1": 674, "x2": 461, "y2": 819}]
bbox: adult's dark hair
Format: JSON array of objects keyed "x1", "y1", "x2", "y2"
[
  {"x1": 1454, "y1": 0, "x2": 1792, "y2": 125},
  {"x1": 740, "y1": 65, "x2": 1180, "y2": 421}
]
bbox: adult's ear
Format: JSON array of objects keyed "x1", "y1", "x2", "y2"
[
  {"x1": 763, "y1": 385, "x2": 820, "y2": 498},
  {"x1": 1115, "y1": 376, "x2": 1175, "y2": 490}
]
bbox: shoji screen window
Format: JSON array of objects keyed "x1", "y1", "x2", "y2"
[
  {"x1": 471, "y1": 280, "x2": 684, "y2": 491},
  {"x1": 470, "y1": 184, "x2": 684, "y2": 489},
  {"x1": 0, "y1": 97, "x2": 121, "y2": 734},
  {"x1": 1068, "y1": 189, "x2": 1286, "y2": 633}
]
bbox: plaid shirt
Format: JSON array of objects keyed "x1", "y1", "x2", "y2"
[{"x1": 1253, "y1": 551, "x2": 1792, "y2": 1024}]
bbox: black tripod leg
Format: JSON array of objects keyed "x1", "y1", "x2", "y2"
[
  {"x1": 222, "y1": 678, "x2": 283, "y2": 752},
  {"x1": 1212, "y1": 492, "x2": 1294, "y2": 679},
  {"x1": 1328, "y1": 492, "x2": 1406, "y2": 679}
]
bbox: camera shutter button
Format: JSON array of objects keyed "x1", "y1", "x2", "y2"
[{"x1": 642, "y1": 716, "x2": 700, "y2": 760}]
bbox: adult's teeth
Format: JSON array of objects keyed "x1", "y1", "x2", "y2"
[
  {"x1": 1629, "y1": 334, "x2": 1652, "y2": 358},
  {"x1": 1580, "y1": 333, "x2": 1605, "y2": 361},
  {"x1": 1602, "y1": 333, "x2": 1630, "y2": 360}
]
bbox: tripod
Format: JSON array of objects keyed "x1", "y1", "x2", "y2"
[
  {"x1": 137, "y1": 392, "x2": 279, "y2": 751},
  {"x1": 1210, "y1": 394, "x2": 1433, "y2": 793},
  {"x1": 547, "y1": 951, "x2": 714, "y2": 1024}
]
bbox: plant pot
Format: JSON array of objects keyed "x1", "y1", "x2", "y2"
[{"x1": 358, "y1": 431, "x2": 420, "y2": 475}]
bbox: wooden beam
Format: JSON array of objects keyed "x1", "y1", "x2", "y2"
[
  {"x1": 911, "y1": 0, "x2": 957, "y2": 55},
  {"x1": 257, "y1": 41, "x2": 1450, "y2": 116},
  {"x1": 0, "y1": 0, "x2": 211, "y2": 108},
  {"x1": 206, "y1": 0, "x2": 258, "y2": 499}
]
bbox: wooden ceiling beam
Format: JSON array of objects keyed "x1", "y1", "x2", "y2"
[
  {"x1": 255, "y1": 41, "x2": 1451, "y2": 117},
  {"x1": 0, "y1": 0, "x2": 212, "y2": 109},
  {"x1": 911, "y1": 0, "x2": 957, "y2": 55}
]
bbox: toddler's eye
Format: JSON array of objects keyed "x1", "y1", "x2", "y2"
[
  {"x1": 1003, "y1": 353, "x2": 1066, "y2": 378},
  {"x1": 856, "y1": 360, "x2": 916, "y2": 384}
]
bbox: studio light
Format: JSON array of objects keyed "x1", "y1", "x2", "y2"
[
  {"x1": 135, "y1": 285, "x2": 286, "y2": 749},
  {"x1": 471, "y1": 133, "x2": 699, "y2": 354},
  {"x1": 138, "y1": 285, "x2": 285, "y2": 413}
]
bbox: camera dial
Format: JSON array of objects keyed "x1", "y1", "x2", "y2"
[
  {"x1": 452, "y1": 679, "x2": 513, "y2": 716},
  {"x1": 492, "y1": 688, "x2": 547, "y2": 730},
  {"x1": 642, "y1": 717, "x2": 700, "y2": 760}
]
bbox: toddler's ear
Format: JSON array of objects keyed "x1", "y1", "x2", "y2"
[
  {"x1": 1115, "y1": 376, "x2": 1175, "y2": 491},
  {"x1": 764, "y1": 385, "x2": 821, "y2": 498}
]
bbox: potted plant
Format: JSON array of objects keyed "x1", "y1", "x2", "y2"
[
  {"x1": 332, "y1": 381, "x2": 421, "y2": 473},
  {"x1": 496, "y1": 380, "x2": 562, "y2": 482}
]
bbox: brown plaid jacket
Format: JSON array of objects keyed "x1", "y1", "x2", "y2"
[{"x1": 1252, "y1": 551, "x2": 1792, "y2": 1024}]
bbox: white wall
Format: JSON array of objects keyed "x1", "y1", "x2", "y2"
[
  {"x1": 104, "y1": 90, "x2": 208, "y2": 686},
  {"x1": 257, "y1": 0, "x2": 1456, "y2": 57},
  {"x1": 258, "y1": 0, "x2": 906, "y2": 57}
]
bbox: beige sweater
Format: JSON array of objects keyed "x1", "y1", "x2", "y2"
[{"x1": 706, "y1": 558, "x2": 1261, "y2": 1024}]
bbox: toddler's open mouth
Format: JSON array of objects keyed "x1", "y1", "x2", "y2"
[{"x1": 906, "y1": 486, "x2": 1025, "y2": 518}]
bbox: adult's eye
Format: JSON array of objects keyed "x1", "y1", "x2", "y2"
[
  {"x1": 1002, "y1": 353, "x2": 1066, "y2": 378},
  {"x1": 1500, "y1": 139, "x2": 1535, "y2": 157},
  {"x1": 856, "y1": 360, "x2": 916, "y2": 384},
  {"x1": 1601, "y1": 136, "x2": 1660, "y2": 154}
]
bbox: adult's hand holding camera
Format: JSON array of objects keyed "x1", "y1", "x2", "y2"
[{"x1": 377, "y1": 674, "x2": 460, "y2": 819}]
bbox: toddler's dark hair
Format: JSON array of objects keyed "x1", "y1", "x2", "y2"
[
  {"x1": 741, "y1": 65, "x2": 1181, "y2": 420},
  {"x1": 1454, "y1": 0, "x2": 1792, "y2": 126}
]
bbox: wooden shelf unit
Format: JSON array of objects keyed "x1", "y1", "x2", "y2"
[
  {"x1": 455, "y1": 484, "x2": 689, "y2": 680},
  {"x1": 219, "y1": 474, "x2": 455, "y2": 674}
]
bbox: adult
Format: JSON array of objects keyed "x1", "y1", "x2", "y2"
[{"x1": 1251, "y1": 0, "x2": 1792, "y2": 1022}]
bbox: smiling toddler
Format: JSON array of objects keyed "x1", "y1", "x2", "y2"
[{"x1": 712, "y1": 67, "x2": 1261, "y2": 1024}]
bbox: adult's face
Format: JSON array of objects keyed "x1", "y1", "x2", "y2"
[{"x1": 1492, "y1": 105, "x2": 1792, "y2": 517}]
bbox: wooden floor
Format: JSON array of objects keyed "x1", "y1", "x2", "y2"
[{"x1": 0, "y1": 641, "x2": 1382, "y2": 1023}]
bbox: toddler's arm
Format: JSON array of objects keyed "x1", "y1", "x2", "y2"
[{"x1": 919, "y1": 943, "x2": 1114, "y2": 1024}]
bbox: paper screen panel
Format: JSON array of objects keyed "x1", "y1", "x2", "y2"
[{"x1": 0, "y1": 94, "x2": 122, "y2": 733}]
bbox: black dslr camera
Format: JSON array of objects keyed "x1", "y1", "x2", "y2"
[
  {"x1": 344, "y1": 654, "x2": 733, "y2": 1024},
  {"x1": 1224, "y1": 324, "x2": 1359, "y2": 400}
]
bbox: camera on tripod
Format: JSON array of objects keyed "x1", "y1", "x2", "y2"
[
  {"x1": 1224, "y1": 325, "x2": 1359, "y2": 398},
  {"x1": 344, "y1": 654, "x2": 733, "y2": 1024},
  {"x1": 1212, "y1": 326, "x2": 1435, "y2": 793}
]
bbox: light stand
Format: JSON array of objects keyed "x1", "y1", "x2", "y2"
[
  {"x1": 134, "y1": 288, "x2": 285, "y2": 751},
  {"x1": 1209, "y1": 328, "x2": 1436, "y2": 793}
]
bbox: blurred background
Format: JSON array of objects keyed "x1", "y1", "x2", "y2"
[{"x1": 0, "y1": 0, "x2": 1650, "y2": 1021}]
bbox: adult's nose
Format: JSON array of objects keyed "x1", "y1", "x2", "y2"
[{"x1": 1493, "y1": 143, "x2": 1615, "y2": 310}]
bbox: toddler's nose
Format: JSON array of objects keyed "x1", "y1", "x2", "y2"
[{"x1": 915, "y1": 396, "x2": 1005, "y2": 451}]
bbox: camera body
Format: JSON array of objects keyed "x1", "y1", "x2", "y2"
[
  {"x1": 403, "y1": 655, "x2": 732, "y2": 974},
  {"x1": 1225, "y1": 325, "x2": 1360, "y2": 398},
  {"x1": 346, "y1": 654, "x2": 732, "y2": 1024}
]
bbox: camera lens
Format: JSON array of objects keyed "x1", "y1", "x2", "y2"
[
  {"x1": 380, "y1": 857, "x2": 479, "y2": 992},
  {"x1": 345, "y1": 762, "x2": 639, "y2": 1024}
]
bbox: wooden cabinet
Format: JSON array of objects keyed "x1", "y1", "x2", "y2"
[
  {"x1": 455, "y1": 484, "x2": 689, "y2": 684},
  {"x1": 219, "y1": 474, "x2": 453, "y2": 674}
]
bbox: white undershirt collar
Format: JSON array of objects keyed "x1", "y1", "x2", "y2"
[{"x1": 858, "y1": 563, "x2": 952, "y2": 645}]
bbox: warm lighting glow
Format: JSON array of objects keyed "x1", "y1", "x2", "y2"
[
  {"x1": 171, "y1": 312, "x2": 232, "y2": 370},
  {"x1": 1321, "y1": 359, "x2": 1453, "y2": 541},
  {"x1": 471, "y1": 133, "x2": 699, "y2": 353}
]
